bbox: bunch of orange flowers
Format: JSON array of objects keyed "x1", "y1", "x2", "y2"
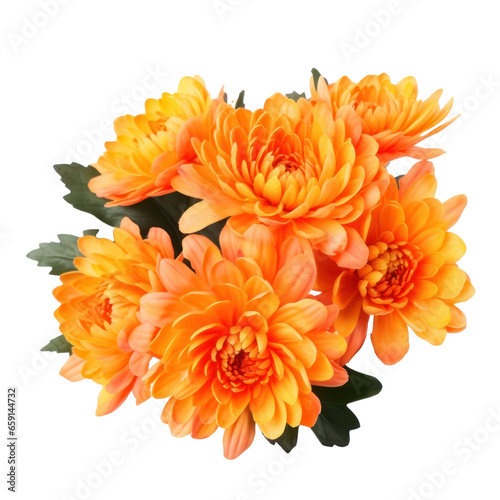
[{"x1": 29, "y1": 71, "x2": 474, "y2": 459}]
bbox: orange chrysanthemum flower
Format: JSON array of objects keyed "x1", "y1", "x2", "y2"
[
  {"x1": 139, "y1": 224, "x2": 347, "y2": 459},
  {"x1": 173, "y1": 96, "x2": 389, "y2": 269},
  {"x1": 316, "y1": 161, "x2": 474, "y2": 365},
  {"x1": 54, "y1": 218, "x2": 174, "y2": 415},
  {"x1": 310, "y1": 74, "x2": 457, "y2": 163},
  {"x1": 89, "y1": 76, "x2": 220, "y2": 206}
]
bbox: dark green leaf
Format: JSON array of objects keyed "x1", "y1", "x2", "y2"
[
  {"x1": 27, "y1": 230, "x2": 100, "y2": 275},
  {"x1": 235, "y1": 90, "x2": 245, "y2": 109},
  {"x1": 311, "y1": 402, "x2": 360, "y2": 447},
  {"x1": 269, "y1": 369, "x2": 381, "y2": 451},
  {"x1": 395, "y1": 174, "x2": 403, "y2": 187},
  {"x1": 265, "y1": 425, "x2": 299, "y2": 453},
  {"x1": 151, "y1": 195, "x2": 226, "y2": 250},
  {"x1": 310, "y1": 367, "x2": 382, "y2": 448},
  {"x1": 312, "y1": 367, "x2": 382, "y2": 406},
  {"x1": 285, "y1": 91, "x2": 306, "y2": 102},
  {"x1": 28, "y1": 228, "x2": 100, "y2": 274},
  {"x1": 54, "y1": 163, "x2": 225, "y2": 255},
  {"x1": 41, "y1": 335, "x2": 73, "y2": 355},
  {"x1": 54, "y1": 163, "x2": 180, "y2": 244},
  {"x1": 28, "y1": 233, "x2": 85, "y2": 275}
]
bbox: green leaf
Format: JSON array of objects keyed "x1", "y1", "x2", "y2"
[
  {"x1": 27, "y1": 231, "x2": 96, "y2": 275},
  {"x1": 54, "y1": 163, "x2": 225, "y2": 255},
  {"x1": 309, "y1": 367, "x2": 382, "y2": 448},
  {"x1": 268, "y1": 369, "x2": 381, "y2": 451},
  {"x1": 27, "y1": 230, "x2": 99, "y2": 275},
  {"x1": 311, "y1": 68, "x2": 322, "y2": 89},
  {"x1": 54, "y1": 163, "x2": 180, "y2": 244},
  {"x1": 28, "y1": 229, "x2": 100, "y2": 274},
  {"x1": 41, "y1": 335, "x2": 73, "y2": 355},
  {"x1": 311, "y1": 402, "x2": 360, "y2": 447},
  {"x1": 285, "y1": 91, "x2": 306, "y2": 102},
  {"x1": 395, "y1": 174, "x2": 403, "y2": 187},
  {"x1": 265, "y1": 425, "x2": 299, "y2": 453},
  {"x1": 235, "y1": 90, "x2": 245, "y2": 109},
  {"x1": 312, "y1": 367, "x2": 382, "y2": 406}
]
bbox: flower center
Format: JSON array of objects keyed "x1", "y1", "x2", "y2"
[
  {"x1": 273, "y1": 152, "x2": 305, "y2": 173},
  {"x1": 213, "y1": 312, "x2": 271, "y2": 391},
  {"x1": 356, "y1": 241, "x2": 422, "y2": 309},
  {"x1": 95, "y1": 297, "x2": 113, "y2": 324},
  {"x1": 78, "y1": 285, "x2": 115, "y2": 328}
]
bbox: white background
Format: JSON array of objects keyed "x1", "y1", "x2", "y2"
[{"x1": 2, "y1": 1, "x2": 500, "y2": 499}]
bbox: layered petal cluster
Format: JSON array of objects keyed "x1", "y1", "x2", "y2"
[
  {"x1": 140, "y1": 224, "x2": 347, "y2": 459},
  {"x1": 54, "y1": 218, "x2": 174, "y2": 415},
  {"x1": 89, "y1": 76, "x2": 219, "y2": 206},
  {"x1": 173, "y1": 95, "x2": 389, "y2": 269},
  {"x1": 317, "y1": 161, "x2": 474, "y2": 365},
  {"x1": 310, "y1": 74, "x2": 456, "y2": 162}
]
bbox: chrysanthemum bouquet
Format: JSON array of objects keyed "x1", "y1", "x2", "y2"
[{"x1": 29, "y1": 70, "x2": 474, "y2": 459}]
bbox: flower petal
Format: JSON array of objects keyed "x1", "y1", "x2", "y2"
[
  {"x1": 371, "y1": 312, "x2": 409, "y2": 365},
  {"x1": 272, "y1": 299, "x2": 327, "y2": 335},
  {"x1": 273, "y1": 254, "x2": 316, "y2": 304},
  {"x1": 60, "y1": 354, "x2": 85, "y2": 382},
  {"x1": 223, "y1": 409, "x2": 256, "y2": 460},
  {"x1": 96, "y1": 383, "x2": 134, "y2": 416}
]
